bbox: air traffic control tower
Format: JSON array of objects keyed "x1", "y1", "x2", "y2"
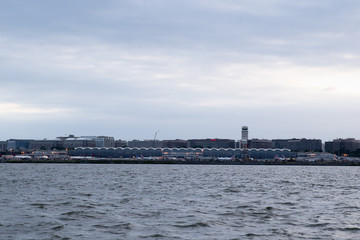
[{"x1": 241, "y1": 126, "x2": 249, "y2": 160}]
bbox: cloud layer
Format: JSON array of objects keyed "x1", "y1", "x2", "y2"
[{"x1": 1, "y1": 0, "x2": 360, "y2": 141}]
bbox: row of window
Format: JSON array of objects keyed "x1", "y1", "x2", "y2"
[
  {"x1": 70, "y1": 147, "x2": 294, "y2": 159},
  {"x1": 74, "y1": 147, "x2": 290, "y2": 151}
]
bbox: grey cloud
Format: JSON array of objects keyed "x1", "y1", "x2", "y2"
[
  {"x1": 1, "y1": 0, "x2": 360, "y2": 140},
  {"x1": 2, "y1": 0, "x2": 360, "y2": 62}
]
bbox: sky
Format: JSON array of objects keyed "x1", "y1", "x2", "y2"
[{"x1": 1, "y1": 0, "x2": 360, "y2": 141}]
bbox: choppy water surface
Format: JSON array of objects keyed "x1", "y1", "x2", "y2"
[{"x1": 1, "y1": 164, "x2": 360, "y2": 239}]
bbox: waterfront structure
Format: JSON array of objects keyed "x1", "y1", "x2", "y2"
[
  {"x1": 325, "y1": 138, "x2": 360, "y2": 155},
  {"x1": 2, "y1": 134, "x2": 327, "y2": 154},
  {"x1": 272, "y1": 138, "x2": 322, "y2": 152},
  {"x1": 70, "y1": 147, "x2": 295, "y2": 160},
  {"x1": 187, "y1": 138, "x2": 236, "y2": 148}
]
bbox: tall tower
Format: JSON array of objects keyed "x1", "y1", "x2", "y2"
[
  {"x1": 241, "y1": 126, "x2": 248, "y2": 149},
  {"x1": 241, "y1": 126, "x2": 249, "y2": 160}
]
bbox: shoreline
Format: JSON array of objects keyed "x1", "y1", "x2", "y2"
[{"x1": 2, "y1": 158, "x2": 360, "y2": 166}]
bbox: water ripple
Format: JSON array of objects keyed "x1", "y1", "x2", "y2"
[{"x1": 1, "y1": 164, "x2": 360, "y2": 239}]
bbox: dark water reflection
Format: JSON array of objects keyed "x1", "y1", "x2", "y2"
[{"x1": 1, "y1": 164, "x2": 360, "y2": 239}]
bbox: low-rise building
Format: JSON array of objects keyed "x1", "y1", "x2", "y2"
[
  {"x1": 5, "y1": 135, "x2": 115, "y2": 151},
  {"x1": 325, "y1": 138, "x2": 360, "y2": 155},
  {"x1": 127, "y1": 140, "x2": 163, "y2": 148},
  {"x1": 6, "y1": 139, "x2": 33, "y2": 151},
  {"x1": 187, "y1": 138, "x2": 236, "y2": 148},
  {"x1": 272, "y1": 138, "x2": 322, "y2": 152},
  {"x1": 248, "y1": 139, "x2": 272, "y2": 149},
  {"x1": 162, "y1": 139, "x2": 187, "y2": 148},
  {"x1": 71, "y1": 147, "x2": 295, "y2": 159},
  {"x1": 31, "y1": 139, "x2": 62, "y2": 150},
  {"x1": 115, "y1": 139, "x2": 128, "y2": 147},
  {"x1": 0, "y1": 141, "x2": 6, "y2": 152},
  {"x1": 58, "y1": 135, "x2": 115, "y2": 148}
]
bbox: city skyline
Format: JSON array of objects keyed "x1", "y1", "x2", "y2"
[
  {"x1": 1, "y1": 132, "x2": 357, "y2": 143},
  {"x1": 1, "y1": 1, "x2": 360, "y2": 141}
]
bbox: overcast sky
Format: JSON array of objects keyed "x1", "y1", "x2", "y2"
[{"x1": 1, "y1": 0, "x2": 360, "y2": 141}]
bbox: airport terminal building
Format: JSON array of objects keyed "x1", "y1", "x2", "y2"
[{"x1": 70, "y1": 147, "x2": 295, "y2": 160}]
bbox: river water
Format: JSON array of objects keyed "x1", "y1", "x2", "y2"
[{"x1": 1, "y1": 164, "x2": 360, "y2": 239}]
